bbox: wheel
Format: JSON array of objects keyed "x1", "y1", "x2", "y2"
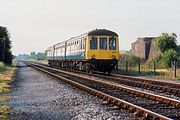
[
  {"x1": 108, "y1": 71, "x2": 111, "y2": 75},
  {"x1": 89, "y1": 70, "x2": 92, "y2": 74}
]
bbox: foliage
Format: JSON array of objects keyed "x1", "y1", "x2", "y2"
[
  {"x1": 15, "y1": 52, "x2": 47, "y2": 61},
  {"x1": 0, "y1": 64, "x2": 7, "y2": 73},
  {"x1": 155, "y1": 33, "x2": 177, "y2": 53},
  {"x1": 155, "y1": 33, "x2": 179, "y2": 68},
  {"x1": 162, "y1": 49, "x2": 177, "y2": 68},
  {"x1": 15, "y1": 54, "x2": 29, "y2": 61},
  {"x1": 177, "y1": 45, "x2": 180, "y2": 55},
  {"x1": 29, "y1": 52, "x2": 47, "y2": 60},
  {"x1": 153, "y1": 54, "x2": 165, "y2": 69},
  {"x1": 119, "y1": 53, "x2": 144, "y2": 66},
  {"x1": 0, "y1": 26, "x2": 13, "y2": 64}
]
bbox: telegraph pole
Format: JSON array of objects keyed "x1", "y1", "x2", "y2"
[
  {"x1": 0, "y1": 37, "x2": 6, "y2": 63},
  {"x1": 2, "y1": 37, "x2": 6, "y2": 63}
]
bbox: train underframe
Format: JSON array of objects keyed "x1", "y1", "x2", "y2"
[{"x1": 48, "y1": 59, "x2": 118, "y2": 75}]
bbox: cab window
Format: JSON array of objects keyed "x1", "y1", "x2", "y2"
[
  {"x1": 100, "y1": 37, "x2": 107, "y2": 50},
  {"x1": 90, "y1": 37, "x2": 97, "y2": 50},
  {"x1": 109, "y1": 38, "x2": 116, "y2": 50}
]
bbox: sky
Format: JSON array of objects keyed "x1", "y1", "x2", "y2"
[{"x1": 0, "y1": 0, "x2": 180, "y2": 55}]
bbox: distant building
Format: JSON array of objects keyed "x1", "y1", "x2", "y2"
[{"x1": 131, "y1": 37, "x2": 158, "y2": 60}]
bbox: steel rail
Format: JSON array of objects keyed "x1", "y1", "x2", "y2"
[
  {"x1": 26, "y1": 62, "x2": 180, "y2": 108},
  {"x1": 87, "y1": 72, "x2": 180, "y2": 96},
  {"x1": 112, "y1": 74, "x2": 180, "y2": 88},
  {"x1": 26, "y1": 62, "x2": 172, "y2": 120},
  {"x1": 32, "y1": 62, "x2": 180, "y2": 88},
  {"x1": 51, "y1": 65, "x2": 180, "y2": 96},
  {"x1": 33, "y1": 62, "x2": 180, "y2": 89}
]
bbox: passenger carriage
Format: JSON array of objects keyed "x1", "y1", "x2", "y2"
[{"x1": 47, "y1": 29, "x2": 120, "y2": 74}]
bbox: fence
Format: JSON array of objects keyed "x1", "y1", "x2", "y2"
[{"x1": 116, "y1": 60, "x2": 180, "y2": 79}]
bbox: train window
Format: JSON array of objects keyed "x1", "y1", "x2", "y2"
[
  {"x1": 100, "y1": 37, "x2": 107, "y2": 50},
  {"x1": 80, "y1": 39, "x2": 82, "y2": 49},
  {"x1": 83, "y1": 38, "x2": 86, "y2": 49},
  {"x1": 109, "y1": 38, "x2": 116, "y2": 50},
  {"x1": 90, "y1": 37, "x2": 97, "y2": 50}
]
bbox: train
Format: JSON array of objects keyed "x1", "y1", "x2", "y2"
[{"x1": 47, "y1": 29, "x2": 120, "y2": 74}]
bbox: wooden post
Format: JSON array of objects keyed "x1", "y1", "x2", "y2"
[
  {"x1": 125, "y1": 61, "x2": 128, "y2": 72},
  {"x1": 154, "y1": 60, "x2": 156, "y2": 76},
  {"x1": 174, "y1": 61, "x2": 177, "y2": 78},
  {"x1": 138, "y1": 58, "x2": 140, "y2": 74},
  {"x1": 116, "y1": 61, "x2": 119, "y2": 70},
  {"x1": 118, "y1": 61, "x2": 120, "y2": 70},
  {"x1": 65, "y1": 42, "x2": 67, "y2": 60}
]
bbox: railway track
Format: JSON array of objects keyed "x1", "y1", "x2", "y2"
[
  {"x1": 25, "y1": 62, "x2": 180, "y2": 120},
  {"x1": 52, "y1": 66, "x2": 180, "y2": 98}
]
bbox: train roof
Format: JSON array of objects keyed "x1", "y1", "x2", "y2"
[
  {"x1": 47, "y1": 29, "x2": 118, "y2": 50},
  {"x1": 88, "y1": 29, "x2": 118, "y2": 37}
]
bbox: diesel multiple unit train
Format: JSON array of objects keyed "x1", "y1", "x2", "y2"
[{"x1": 47, "y1": 29, "x2": 120, "y2": 74}]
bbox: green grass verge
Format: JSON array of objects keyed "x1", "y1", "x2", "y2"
[
  {"x1": 0, "y1": 63, "x2": 16, "y2": 119},
  {"x1": 0, "y1": 65, "x2": 7, "y2": 73},
  {"x1": 0, "y1": 105, "x2": 12, "y2": 120},
  {"x1": 113, "y1": 69, "x2": 180, "y2": 80}
]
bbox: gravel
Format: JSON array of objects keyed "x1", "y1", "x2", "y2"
[
  {"x1": 75, "y1": 73, "x2": 180, "y2": 100},
  {"x1": 136, "y1": 76, "x2": 180, "y2": 84},
  {"x1": 3, "y1": 63, "x2": 137, "y2": 120},
  {"x1": 59, "y1": 73, "x2": 180, "y2": 119}
]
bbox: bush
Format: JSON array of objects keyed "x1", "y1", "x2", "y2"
[
  {"x1": 119, "y1": 53, "x2": 144, "y2": 67},
  {"x1": 155, "y1": 33, "x2": 177, "y2": 53},
  {"x1": 162, "y1": 49, "x2": 177, "y2": 68}
]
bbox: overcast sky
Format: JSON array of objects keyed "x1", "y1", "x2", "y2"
[{"x1": 0, "y1": 0, "x2": 180, "y2": 55}]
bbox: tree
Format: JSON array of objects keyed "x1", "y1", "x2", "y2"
[
  {"x1": 162, "y1": 49, "x2": 177, "y2": 68},
  {"x1": 36, "y1": 52, "x2": 47, "y2": 60},
  {"x1": 0, "y1": 26, "x2": 13, "y2": 64},
  {"x1": 119, "y1": 53, "x2": 142, "y2": 66},
  {"x1": 155, "y1": 33, "x2": 177, "y2": 53},
  {"x1": 30, "y1": 51, "x2": 36, "y2": 56},
  {"x1": 177, "y1": 45, "x2": 180, "y2": 55},
  {"x1": 28, "y1": 51, "x2": 47, "y2": 60},
  {"x1": 15, "y1": 54, "x2": 29, "y2": 61}
]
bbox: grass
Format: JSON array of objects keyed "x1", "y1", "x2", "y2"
[
  {"x1": 0, "y1": 64, "x2": 7, "y2": 73},
  {"x1": 116, "y1": 70, "x2": 180, "y2": 80},
  {"x1": 0, "y1": 105, "x2": 12, "y2": 120},
  {"x1": 114, "y1": 65, "x2": 180, "y2": 80},
  {"x1": 27, "y1": 59, "x2": 48, "y2": 64},
  {"x1": 0, "y1": 62, "x2": 16, "y2": 119}
]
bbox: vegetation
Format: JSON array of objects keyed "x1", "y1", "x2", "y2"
[
  {"x1": 0, "y1": 26, "x2": 13, "y2": 64},
  {"x1": 29, "y1": 52, "x2": 47, "y2": 60},
  {"x1": 119, "y1": 53, "x2": 143, "y2": 66},
  {"x1": 0, "y1": 64, "x2": 7, "y2": 73},
  {"x1": 155, "y1": 33, "x2": 177, "y2": 53},
  {"x1": 177, "y1": 45, "x2": 180, "y2": 56},
  {"x1": 0, "y1": 63, "x2": 15, "y2": 119},
  {"x1": 162, "y1": 49, "x2": 178, "y2": 68},
  {"x1": 155, "y1": 33, "x2": 178, "y2": 68},
  {"x1": 117, "y1": 33, "x2": 180, "y2": 79},
  {"x1": 15, "y1": 51, "x2": 47, "y2": 61}
]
